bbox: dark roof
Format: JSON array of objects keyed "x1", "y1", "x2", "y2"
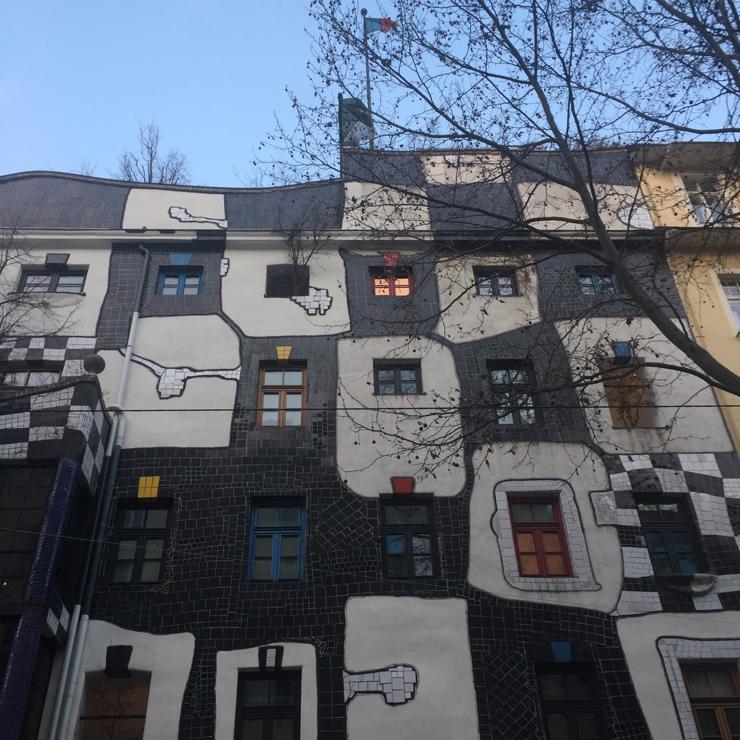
[
  {"x1": 341, "y1": 150, "x2": 427, "y2": 187},
  {"x1": 427, "y1": 182, "x2": 521, "y2": 231},
  {"x1": 509, "y1": 150, "x2": 638, "y2": 186}
]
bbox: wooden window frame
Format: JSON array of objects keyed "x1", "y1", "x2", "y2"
[
  {"x1": 234, "y1": 670, "x2": 301, "y2": 740},
  {"x1": 473, "y1": 266, "x2": 518, "y2": 297},
  {"x1": 380, "y1": 496, "x2": 437, "y2": 579},
  {"x1": 682, "y1": 663, "x2": 740, "y2": 740},
  {"x1": 248, "y1": 500, "x2": 305, "y2": 582},
  {"x1": 635, "y1": 494, "x2": 703, "y2": 576},
  {"x1": 257, "y1": 366, "x2": 308, "y2": 428},
  {"x1": 537, "y1": 663, "x2": 604, "y2": 740},
  {"x1": 508, "y1": 495, "x2": 573, "y2": 577},
  {"x1": 369, "y1": 267, "x2": 414, "y2": 297},
  {"x1": 109, "y1": 502, "x2": 171, "y2": 585},
  {"x1": 155, "y1": 266, "x2": 203, "y2": 296},
  {"x1": 575, "y1": 267, "x2": 620, "y2": 296},
  {"x1": 488, "y1": 361, "x2": 538, "y2": 426},
  {"x1": 373, "y1": 361, "x2": 423, "y2": 395},
  {"x1": 19, "y1": 267, "x2": 87, "y2": 294}
]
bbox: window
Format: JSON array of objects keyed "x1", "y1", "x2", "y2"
[
  {"x1": 576, "y1": 267, "x2": 620, "y2": 296},
  {"x1": 682, "y1": 664, "x2": 740, "y2": 740},
  {"x1": 636, "y1": 496, "x2": 701, "y2": 576},
  {"x1": 156, "y1": 267, "x2": 203, "y2": 296},
  {"x1": 258, "y1": 367, "x2": 307, "y2": 427},
  {"x1": 248, "y1": 501, "x2": 304, "y2": 581},
  {"x1": 20, "y1": 269, "x2": 86, "y2": 294},
  {"x1": 78, "y1": 671, "x2": 150, "y2": 740},
  {"x1": 509, "y1": 496, "x2": 571, "y2": 577},
  {"x1": 601, "y1": 362, "x2": 657, "y2": 429},
  {"x1": 370, "y1": 267, "x2": 413, "y2": 296},
  {"x1": 265, "y1": 264, "x2": 310, "y2": 298},
  {"x1": 720, "y1": 277, "x2": 740, "y2": 329},
  {"x1": 0, "y1": 365, "x2": 62, "y2": 390},
  {"x1": 489, "y1": 362, "x2": 536, "y2": 425},
  {"x1": 374, "y1": 362, "x2": 422, "y2": 395},
  {"x1": 235, "y1": 671, "x2": 301, "y2": 740},
  {"x1": 0, "y1": 467, "x2": 53, "y2": 601},
  {"x1": 537, "y1": 665, "x2": 602, "y2": 740},
  {"x1": 110, "y1": 505, "x2": 170, "y2": 585},
  {"x1": 683, "y1": 175, "x2": 725, "y2": 225},
  {"x1": 380, "y1": 498, "x2": 436, "y2": 578},
  {"x1": 474, "y1": 267, "x2": 518, "y2": 296}
]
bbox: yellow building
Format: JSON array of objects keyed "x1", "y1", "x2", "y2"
[{"x1": 634, "y1": 143, "x2": 740, "y2": 448}]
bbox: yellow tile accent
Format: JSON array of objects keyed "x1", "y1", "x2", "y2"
[
  {"x1": 276, "y1": 345, "x2": 292, "y2": 360},
  {"x1": 137, "y1": 476, "x2": 160, "y2": 499}
]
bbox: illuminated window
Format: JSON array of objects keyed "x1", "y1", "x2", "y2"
[
  {"x1": 682, "y1": 664, "x2": 740, "y2": 740},
  {"x1": 78, "y1": 671, "x2": 150, "y2": 740},
  {"x1": 258, "y1": 367, "x2": 307, "y2": 427},
  {"x1": 509, "y1": 495, "x2": 571, "y2": 577},
  {"x1": 370, "y1": 267, "x2": 413, "y2": 296}
]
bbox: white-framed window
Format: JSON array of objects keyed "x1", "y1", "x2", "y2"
[
  {"x1": 719, "y1": 276, "x2": 740, "y2": 330},
  {"x1": 683, "y1": 175, "x2": 726, "y2": 225},
  {"x1": 491, "y1": 480, "x2": 599, "y2": 592}
]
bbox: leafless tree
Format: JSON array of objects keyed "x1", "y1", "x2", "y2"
[{"x1": 117, "y1": 120, "x2": 190, "y2": 185}]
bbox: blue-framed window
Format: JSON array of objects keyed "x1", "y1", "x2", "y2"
[
  {"x1": 248, "y1": 501, "x2": 304, "y2": 581},
  {"x1": 156, "y1": 267, "x2": 203, "y2": 296},
  {"x1": 576, "y1": 267, "x2": 620, "y2": 296}
]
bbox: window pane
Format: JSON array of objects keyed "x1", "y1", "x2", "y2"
[
  {"x1": 670, "y1": 532, "x2": 698, "y2": 574},
  {"x1": 545, "y1": 712, "x2": 569, "y2": 739},
  {"x1": 262, "y1": 392, "x2": 280, "y2": 409},
  {"x1": 384, "y1": 505, "x2": 429, "y2": 525},
  {"x1": 413, "y1": 555, "x2": 433, "y2": 577},
  {"x1": 519, "y1": 554, "x2": 541, "y2": 576},
  {"x1": 725, "y1": 707, "x2": 740, "y2": 735},
  {"x1": 532, "y1": 503, "x2": 555, "y2": 523},
  {"x1": 545, "y1": 554, "x2": 567, "y2": 575},
  {"x1": 695, "y1": 708, "x2": 722, "y2": 737},
  {"x1": 373, "y1": 278, "x2": 390, "y2": 296},
  {"x1": 112, "y1": 561, "x2": 134, "y2": 584},
  {"x1": 515, "y1": 532, "x2": 536, "y2": 553},
  {"x1": 239, "y1": 719, "x2": 263, "y2": 739},
  {"x1": 251, "y1": 560, "x2": 273, "y2": 581},
  {"x1": 143, "y1": 539, "x2": 163, "y2": 560},
  {"x1": 541, "y1": 532, "x2": 563, "y2": 553},
  {"x1": 281, "y1": 535, "x2": 299, "y2": 557},
  {"x1": 378, "y1": 381, "x2": 396, "y2": 395},
  {"x1": 23, "y1": 274, "x2": 52, "y2": 292},
  {"x1": 261, "y1": 411, "x2": 279, "y2": 425},
  {"x1": 284, "y1": 410, "x2": 302, "y2": 426},
  {"x1": 394, "y1": 277, "x2": 411, "y2": 296},
  {"x1": 139, "y1": 560, "x2": 161, "y2": 583},
  {"x1": 27, "y1": 372, "x2": 58, "y2": 386},
  {"x1": 490, "y1": 369, "x2": 511, "y2": 384},
  {"x1": 576, "y1": 712, "x2": 599, "y2": 739},
  {"x1": 263, "y1": 371, "x2": 284, "y2": 386},
  {"x1": 386, "y1": 533, "x2": 406, "y2": 555},
  {"x1": 272, "y1": 718, "x2": 295, "y2": 740},
  {"x1": 285, "y1": 393, "x2": 303, "y2": 409},
  {"x1": 255, "y1": 508, "x2": 280, "y2": 527},
  {"x1": 564, "y1": 673, "x2": 591, "y2": 699},
  {"x1": 400, "y1": 381, "x2": 419, "y2": 394},
  {"x1": 686, "y1": 671, "x2": 712, "y2": 698},
  {"x1": 283, "y1": 371, "x2": 304, "y2": 386},
  {"x1": 519, "y1": 403, "x2": 536, "y2": 425},
  {"x1": 578, "y1": 274, "x2": 596, "y2": 294},
  {"x1": 279, "y1": 558, "x2": 300, "y2": 580},
  {"x1": 477, "y1": 276, "x2": 493, "y2": 295},
  {"x1": 377, "y1": 369, "x2": 394, "y2": 381},
  {"x1": 242, "y1": 679, "x2": 270, "y2": 707},
  {"x1": 271, "y1": 677, "x2": 297, "y2": 705},
  {"x1": 254, "y1": 535, "x2": 273, "y2": 557},
  {"x1": 708, "y1": 669, "x2": 737, "y2": 697},
  {"x1": 161, "y1": 276, "x2": 179, "y2": 295},
  {"x1": 278, "y1": 508, "x2": 301, "y2": 527},
  {"x1": 412, "y1": 534, "x2": 432, "y2": 555},
  {"x1": 183, "y1": 276, "x2": 201, "y2": 295},
  {"x1": 539, "y1": 673, "x2": 565, "y2": 699},
  {"x1": 116, "y1": 540, "x2": 138, "y2": 561},
  {"x1": 56, "y1": 274, "x2": 85, "y2": 293},
  {"x1": 497, "y1": 276, "x2": 514, "y2": 296},
  {"x1": 510, "y1": 503, "x2": 532, "y2": 522},
  {"x1": 145, "y1": 509, "x2": 168, "y2": 529},
  {"x1": 123, "y1": 510, "x2": 146, "y2": 529}
]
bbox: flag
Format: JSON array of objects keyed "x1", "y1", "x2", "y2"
[
  {"x1": 365, "y1": 16, "x2": 397, "y2": 33},
  {"x1": 340, "y1": 97, "x2": 375, "y2": 146}
]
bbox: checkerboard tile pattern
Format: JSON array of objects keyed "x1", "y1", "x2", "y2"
[
  {"x1": 0, "y1": 335, "x2": 96, "y2": 377},
  {"x1": 595, "y1": 453, "x2": 740, "y2": 615}
]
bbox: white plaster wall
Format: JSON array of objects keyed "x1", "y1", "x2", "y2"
[
  {"x1": 215, "y1": 642, "x2": 317, "y2": 740},
  {"x1": 221, "y1": 244, "x2": 350, "y2": 336},
  {"x1": 421, "y1": 153, "x2": 508, "y2": 185},
  {"x1": 617, "y1": 612, "x2": 740, "y2": 740},
  {"x1": 336, "y1": 336, "x2": 466, "y2": 496},
  {"x1": 468, "y1": 443, "x2": 623, "y2": 611},
  {"x1": 98, "y1": 350, "x2": 236, "y2": 448},
  {"x1": 2, "y1": 243, "x2": 111, "y2": 336},
  {"x1": 123, "y1": 189, "x2": 226, "y2": 230},
  {"x1": 66, "y1": 620, "x2": 194, "y2": 740},
  {"x1": 342, "y1": 182, "x2": 431, "y2": 232},
  {"x1": 434, "y1": 255, "x2": 540, "y2": 341},
  {"x1": 345, "y1": 597, "x2": 478, "y2": 740},
  {"x1": 555, "y1": 317, "x2": 733, "y2": 453},
  {"x1": 516, "y1": 181, "x2": 652, "y2": 231}
]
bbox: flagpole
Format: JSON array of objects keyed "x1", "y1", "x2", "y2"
[{"x1": 360, "y1": 8, "x2": 375, "y2": 149}]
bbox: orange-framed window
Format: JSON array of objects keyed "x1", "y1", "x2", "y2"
[
  {"x1": 370, "y1": 268, "x2": 413, "y2": 297},
  {"x1": 258, "y1": 367, "x2": 307, "y2": 427},
  {"x1": 509, "y1": 496, "x2": 572, "y2": 577},
  {"x1": 682, "y1": 664, "x2": 740, "y2": 740}
]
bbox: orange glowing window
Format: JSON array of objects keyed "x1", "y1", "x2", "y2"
[{"x1": 370, "y1": 268, "x2": 413, "y2": 297}]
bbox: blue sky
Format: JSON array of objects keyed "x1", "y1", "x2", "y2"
[{"x1": 0, "y1": 1, "x2": 330, "y2": 186}]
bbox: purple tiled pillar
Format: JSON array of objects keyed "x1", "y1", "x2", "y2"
[{"x1": 0, "y1": 458, "x2": 78, "y2": 740}]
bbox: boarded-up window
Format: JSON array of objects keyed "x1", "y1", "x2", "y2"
[
  {"x1": 265, "y1": 265, "x2": 310, "y2": 298},
  {"x1": 600, "y1": 362, "x2": 657, "y2": 428},
  {"x1": 78, "y1": 671, "x2": 150, "y2": 740}
]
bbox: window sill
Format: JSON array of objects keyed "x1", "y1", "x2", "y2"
[{"x1": 656, "y1": 573, "x2": 715, "y2": 595}]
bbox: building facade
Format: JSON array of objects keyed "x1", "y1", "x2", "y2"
[{"x1": 0, "y1": 143, "x2": 738, "y2": 739}]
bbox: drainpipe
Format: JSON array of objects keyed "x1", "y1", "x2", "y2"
[{"x1": 47, "y1": 244, "x2": 150, "y2": 740}]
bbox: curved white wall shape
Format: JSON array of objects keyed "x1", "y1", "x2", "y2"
[
  {"x1": 65, "y1": 620, "x2": 195, "y2": 740},
  {"x1": 434, "y1": 256, "x2": 540, "y2": 342},
  {"x1": 617, "y1": 612, "x2": 740, "y2": 740},
  {"x1": 4, "y1": 243, "x2": 111, "y2": 336},
  {"x1": 468, "y1": 442, "x2": 623, "y2": 611},
  {"x1": 555, "y1": 317, "x2": 733, "y2": 453},
  {"x1": 123, "y1": 189, "x2": 226, "y2": 231},
  {"x1": 215, "y1": 642, "x2": 317, "y2": 740},
  {"x1": 345, "y1": 596, "x2": 478, "y2": 740},
  {"x1": 336, "y1": 335, "x2": 466, "y2": 496},
  {"x1": 221, "y1": 244, "x2": 350, "y2": 336}
]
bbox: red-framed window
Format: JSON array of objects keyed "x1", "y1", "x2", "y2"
[
  {"x1": 369, "y1": 267, "x2": 413, "y2": 297},
  {"x1": 509, "y1": 496, "x2": 572, "y2": 577}
]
